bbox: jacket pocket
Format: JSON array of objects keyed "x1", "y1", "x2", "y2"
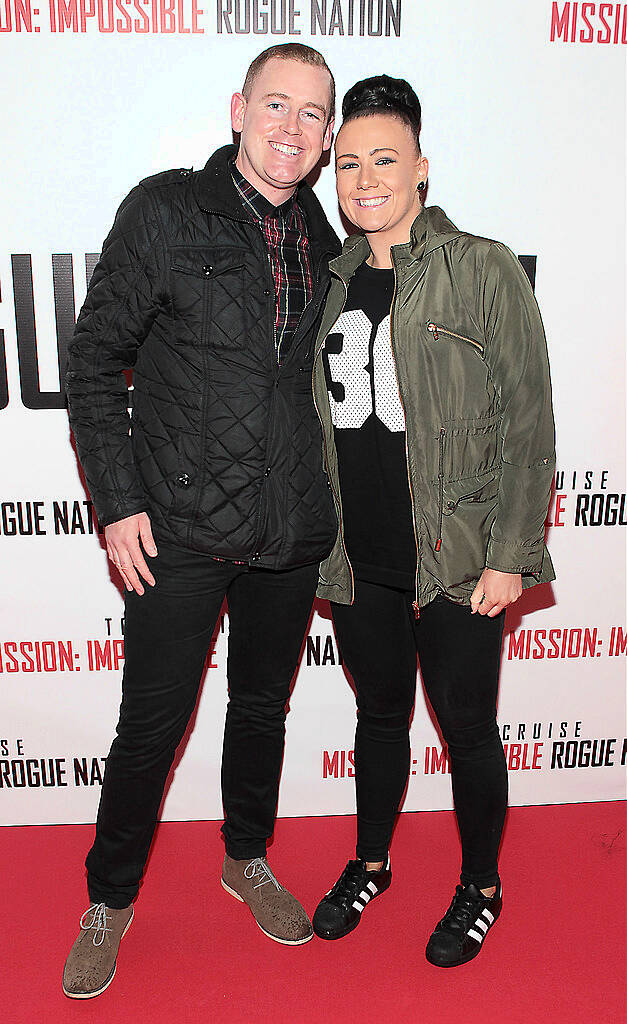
[
  {"x1": 442, "y1": 472, "x2": 501, "y2": 515},
  {"x1": 430, "y1": 470, "x2": 501, "y2": 576},
  {"x1": 426, "y1": 321, "x2": 484, "y2": 354},
  {"x1": 169, "y1": 248, "x2": 245, "y2": 280},
  {"x1": 434, "y1": 432, "x2": 499, "y2": 551},
  {"x1": 168, "y1": 246, "x2": 251, "y2": 350},
  {"x1": 435, "y1": 413, "x2": 500, "y2": 484}
]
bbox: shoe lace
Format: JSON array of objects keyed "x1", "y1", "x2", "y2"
[
  {"x1": 440, "y1": 886, "x2": 482, "y2": 935},
  {"x1": 79, "y1": 903, "x2": 111, "y2": 946},
  {"x1": 325, "y1": 861, "x2": 368, "y2": 910},
  {"x1": 243, "y1": 857, "x2": 283, "y2": 892}
]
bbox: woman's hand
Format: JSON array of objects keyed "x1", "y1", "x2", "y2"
[{"x1": 470, "y1": 568, "x2": 523, "y2": 617}]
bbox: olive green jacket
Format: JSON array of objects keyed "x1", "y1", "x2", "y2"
[{"x1": 313, "y1": 206, "x2": 556, "y2": 609}]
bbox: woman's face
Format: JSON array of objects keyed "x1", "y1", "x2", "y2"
[{"x1": 335, "y1": 113, "x2": 428, "y2": 242}]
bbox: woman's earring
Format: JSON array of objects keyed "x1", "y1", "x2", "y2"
[{"x1": 417, "y1": 180, "x2": 427, "y2": 192}]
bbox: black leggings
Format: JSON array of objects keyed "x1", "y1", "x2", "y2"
[{"x1": 331, "y1": 583, "x2": 508, "y2": 888}]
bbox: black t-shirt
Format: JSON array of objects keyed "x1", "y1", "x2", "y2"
[{"x1": 323, "y1": 261, "x2": 416, "y2": 589}]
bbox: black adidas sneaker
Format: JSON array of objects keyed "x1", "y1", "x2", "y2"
[
  {"x1": 312, "y1": 857, "x2": 391, "y2": 940},
  {"x1": 425, "y1": 880, "x2": 502, "y2": 967}
]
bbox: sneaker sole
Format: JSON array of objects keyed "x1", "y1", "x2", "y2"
[
  {"x1": 62, "y1": 908, "x2": 134, "y2": 999},
  {"x1": 313, "y1": 874, "x2": 392, "y2": 941},
  {"x1": 425, "y1": 940, "x2": 489, "y2": 968},
  {"x1": 313, "y1": 914, "x2": 362, "y2": 941},
  {"x1": 220, "y1": 878, "x2": 313, "y2": 946},
  {"x1": 425, "y1": 904, "x2": 501, "y2": 968}
]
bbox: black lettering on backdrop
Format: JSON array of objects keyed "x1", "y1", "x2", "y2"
[
  {"x1": 11, "y1": 253, "x2": 99, "y2": 411},
  {"x1": 311, "y1": 0, "x2": 401, "y2": 36},
  {"x1": 518, "y1": 255, "x2": 537, "y2": 291},
  {"x1": 0, "y1": 276, "x2": 8, "y2": 410},
  {"x1": 217, "y1": 0, "x2": 297, "y2": 33},
  {"x1": 216, "y1": 0, "x2": 402, "y2": 35},
  {"x1": 6, "y1": 252, "x2": 130, "y2": 412},
  {"x1": 13, "y1": 254, "x2": 67, "y2": 410},
  {"x1": 0, "y1": 327, "x2": 7, "y2": 410},
  {"x1": 85, "y1": 253, "x2": 99, "y2": 288},
  {"x1": 52, "y1": 253, "x2": 76, "y2": 395}
]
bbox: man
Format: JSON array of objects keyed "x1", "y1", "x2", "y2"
[{"x1": 63, "y1": 43, "x2": 339, "y2": 999}]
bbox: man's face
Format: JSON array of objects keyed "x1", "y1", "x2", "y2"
[{"x1": 231, "y1": 57, "x2": 334, "y2": 204}]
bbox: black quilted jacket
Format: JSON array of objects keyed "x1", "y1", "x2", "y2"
[{"x1": 66, "y1": 145, "x2": 340, "y2": 569}]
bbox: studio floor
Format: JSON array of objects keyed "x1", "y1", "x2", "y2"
[{"x1": 3, "y1": 800, "x2": 625, "y2": 1024}]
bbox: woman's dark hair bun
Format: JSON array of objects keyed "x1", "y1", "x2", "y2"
[{"x1": 342, "y1": 75, "x2": 421, "y2": 147}]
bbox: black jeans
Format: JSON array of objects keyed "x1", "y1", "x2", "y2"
[
  {"x1": 86, "y1": 542, "x2": 318, "y2": 909},
  {"x1": 331, "y1": 583, "x2": 508, "y2": 888}
]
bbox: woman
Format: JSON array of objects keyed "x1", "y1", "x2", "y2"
[{"x1": 311, "y1": 76, "x2": 555, "y2": 967}]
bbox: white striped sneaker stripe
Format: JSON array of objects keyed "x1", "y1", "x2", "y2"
[
  {"x1": 474, "y1": 917, "x2": 489, "y2": 934},
  {"x1": 359, "y1": 890, "x2": 371, "y2": 904},
  {"x1": 352, "y1": 900, "x2": 364, "y2": 913},
  {"x1": 482, "y1": 908, "x2": 495, "y2": 925},
  {"x1": 467, "y1": 928, "x2": 484, "y2": 943},
  {"x1": 367, "y1": 881, "x2": 378, "y2": 894}
]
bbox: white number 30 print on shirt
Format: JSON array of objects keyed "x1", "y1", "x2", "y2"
[{"x1": 325, "y1": 309, "x2": 406, "y2": 432}]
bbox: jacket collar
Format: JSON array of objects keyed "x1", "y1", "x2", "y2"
[
  {"x1": 328, "y1": 205, "x2": 462, "y2": 281},
  {"x1": 193, "y1": 144, "x2": 340, "y2": 266}
]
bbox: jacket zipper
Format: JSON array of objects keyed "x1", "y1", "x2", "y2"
[
  {"x1": 187, "y1": 268, "x2": 213, "y2": 546},
  {"x1": 311, "y1": 277, "x2": 355, "y2": 604},
  {"x1": 436, "y1": 426, "x2": 446, "y2": 552},
  {"x1": 268, "y1": 254, "x2": 279, "y2": 362},
  {"x1": 390, "y1": 266, "x2": 421, "y2": 618},
  {"x1": 426, "y1": 322, "x2": 484, "y2": 353},
  {"x1": 193, "y1": 214, "x2": 275, "y2": 556}
]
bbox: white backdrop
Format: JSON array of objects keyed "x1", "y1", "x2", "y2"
[{"x1": 1, "y1": 0, "x2": 625, "y2": 826}]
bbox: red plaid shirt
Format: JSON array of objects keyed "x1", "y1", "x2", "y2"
[{"x1": 231, "y1": 162, "x2": 314, "y2": 362}]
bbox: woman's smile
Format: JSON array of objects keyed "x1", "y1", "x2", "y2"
[{"x1": 354, "y1": 196, "x2": 390, "y2": 207}]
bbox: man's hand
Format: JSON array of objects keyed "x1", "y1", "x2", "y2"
[
  {"x1": 104, "y1": 512, "x2": 158, "y2": 595},
  {"x1": 470, "y1": 568, "x2": 523, "y2": 617}
]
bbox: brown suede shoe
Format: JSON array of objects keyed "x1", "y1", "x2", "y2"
[
  {"x1": 221, "y1": 855, "x2": 313, "y2": 945},
  {"x1": 62, "y1": 903, "x2": 134, "y2": 999}
]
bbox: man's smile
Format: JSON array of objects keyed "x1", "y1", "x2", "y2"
[{"x1": 269, "y1": 141, "x2": 303, "y2": 156}]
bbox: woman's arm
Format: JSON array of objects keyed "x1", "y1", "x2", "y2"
[{"x1": 480, "y1": 242, "x2": 555, "y2": 578}]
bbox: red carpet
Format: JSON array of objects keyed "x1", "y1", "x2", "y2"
[{"x1": 2, "y1": 802, "x2": 625, "y2": 1024}]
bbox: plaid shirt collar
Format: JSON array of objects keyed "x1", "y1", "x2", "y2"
[{"x1": 230, "y1": 159, "x2": 298, "y2": 224}]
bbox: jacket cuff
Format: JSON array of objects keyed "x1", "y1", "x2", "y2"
[
  {"x1": 96, "y1": 500, "x2": 150, "y2": 530},
  {"x1": 485, "y1": 536, "x2": 544, "y2": 576}
]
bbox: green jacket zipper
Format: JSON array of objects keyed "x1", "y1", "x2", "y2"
[
  {"x1": 426, "y1": 321, "x2": 484, "y2": 354},
  {"x1": 436, "y1": 426, "x2": 446, "y2": 552}
]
